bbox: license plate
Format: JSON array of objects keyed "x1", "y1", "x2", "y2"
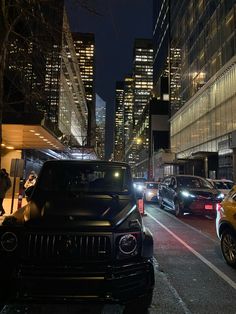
[{"x1": 205, "y1": 204, "x2": 213, "y2": 210}]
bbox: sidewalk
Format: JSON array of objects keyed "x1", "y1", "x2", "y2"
[{"x1": 2, "y1": 197, "x2": 28, "y2": 215}]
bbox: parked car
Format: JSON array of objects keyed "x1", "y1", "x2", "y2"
[
  {"x1": 216, "y1": 185, "x2": 236, "y2": 268},
  {"x1": 158, "y1": 175, "x2": 224, "y2": 217},
  {"x1": 143, "y1": 182, "x2": 159, "y2": 202},
  {"x1": 207, "y1": 178, "x2": 234, "y2": 197},
  {"x1": 0, "y1": 160, "x2": 154, "y2": 311}
]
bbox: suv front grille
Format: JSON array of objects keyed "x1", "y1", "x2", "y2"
[{"x1": 23, "y1": 232, "x2": 112, "y2": 262}]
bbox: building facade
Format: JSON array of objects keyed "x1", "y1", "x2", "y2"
[
  {"x1": 133, "y1": 39, "x2": 153, "y2": 126},
  {"x1": 123, "y1": 75, "x2": 134, "y2": 148},
  {"x1": 152, "y1": 0, "x2": 236, "y2": 181},
  {"x1": 72, "y1": 32, "x2": 96, "y2": 147},
  {"x1": 2, "y1": 1, "x2": 93, "y2": 202},
  {"x1": 95, "y1": 94, "x2": 106, "y2": 160},
  {"x1": 170, "y1": 0, "x2": 236, "y2": 180},
  {"x1": 114, "y1": 82, "x2": 125, "y2": 161},
  {"x1": 153, "y1": 0, "x2": 170, "y2": 99},
  {"x1": 60, "y1": 11, "x2": 88, "y2": 147}
]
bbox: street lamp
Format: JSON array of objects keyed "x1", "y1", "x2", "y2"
[{"x1": 135, "y1": 137, "x2": 142, "y2": 145}]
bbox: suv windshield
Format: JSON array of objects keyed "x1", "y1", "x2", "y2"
[
  {"x1": 177, "y1": 176, "x2": 213, "y2": 189},
  {"x1": 133, "y1": 177, "x2": 147, "y2": 183},
  {"x1": 146, "y1": 183, "x2": 159, "y2": 189},
  {"x1": 37, "y1": 162, "x2": 131, "y2": 194},
  {"x1": 214, "y1": 181, "x2": 234, "y2": 190}
]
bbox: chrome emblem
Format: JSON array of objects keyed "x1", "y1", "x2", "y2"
[{"x1": 57, "y1": 235, "x2": 77, "y2": 256}]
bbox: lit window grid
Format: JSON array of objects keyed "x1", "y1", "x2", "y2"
[
  {"x1": 171, "y1": 61, "x2": 236, "y2": 155},
  {"x1": 171, "y1": 1, "x2": 236, "y2": 111}
]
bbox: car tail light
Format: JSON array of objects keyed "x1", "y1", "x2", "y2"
[{"x1": 205, "y1": 204, "x2": 213, "y2": 210}]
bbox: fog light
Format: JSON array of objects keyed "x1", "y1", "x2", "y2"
[
  {"x1": 1, "y1": 232, "x2": 18, "y2": 252},
  {"x1": 119, "y1": 234, "x2": 137, "y2": 255}
]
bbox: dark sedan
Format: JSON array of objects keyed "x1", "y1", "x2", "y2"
[{"x1": 158, "y1": 175, "x2": 224, "y2": 217}]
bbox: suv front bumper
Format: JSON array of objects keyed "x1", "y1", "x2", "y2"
[{"x1": 14, "y1": 259, "x2": 154, "y2": 303}]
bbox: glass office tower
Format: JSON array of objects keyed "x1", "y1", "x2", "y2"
[
  {"x1": 133, "y1": 39, "x2": 153, "y2": 126},
  {"x1": 114, "y1": 82, "x2": 125, "y2": 161},
  {"x1": 72, "y1": 33, "x2": 96, "y2": 147},
  {"x1": 170, "y1": 0, "x2": 236, "y2": 180}
]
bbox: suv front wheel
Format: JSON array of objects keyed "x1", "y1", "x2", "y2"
[
  {"x1": 175, "y1": 200, "x2": 183, "y2": 217},
  {"x1": 221, "y1": 229, "x2": 236, "y2": 268},
  {"x1": 158, "y1": 196, "x2": 164, "y2": 209}
]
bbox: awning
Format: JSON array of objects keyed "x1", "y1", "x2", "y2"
[
  {"x1": 190, "y1": 151, "x2": 217, "y2": 159},
  {"x1": 2, "y1": 124, "x2": 65, "y2": 150},
  {"x1": 2, "y1": 111, "x2": 64, "y2": 150}
]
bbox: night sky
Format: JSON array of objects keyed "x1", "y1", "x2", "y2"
[{"x1": 66, "y1": 0, "x2": 153, "y2": 157}]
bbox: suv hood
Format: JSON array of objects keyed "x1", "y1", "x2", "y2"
[
  {"x1": 42, "y1": 195, "x2": 132, "y2": 218},
  {"x1": 11, "y1": 195, "x2": 137, "y2": 228}
]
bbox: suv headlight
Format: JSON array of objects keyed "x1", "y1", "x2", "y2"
[
  {"x1": 217, "y1": 193, "x2": 224, "y2": 200},
  {"x1": 181, "y1": 190, "x2": 195, "y2": 198},
  {"x1": 1, "y1": 232, "x2": 18, "y2": 252},
  {"x1": 118, "y1": 234, "x2": 137, "y2": 255},
  {"x1": 117, "y1": 233, "x2": 139, "y2": 259}
]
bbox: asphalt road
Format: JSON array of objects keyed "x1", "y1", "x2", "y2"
[
  {"x1": 145, "y1": 203, "x2": 236, "y2": 314},
  {"x1": 2, "y1": 203, "x2": 236, "y2": 314}
]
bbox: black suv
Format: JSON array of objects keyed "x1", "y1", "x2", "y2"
[
  {"x1": 0, "y1": 160, "x2": 154, "y2": 311},
  {"x1": 158, "y1": 174, "x2": 224, "y2": 217}
]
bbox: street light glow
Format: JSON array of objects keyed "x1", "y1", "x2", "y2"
[{"x1": 135, "y1": 137, "x2": 142, "y2": 144}]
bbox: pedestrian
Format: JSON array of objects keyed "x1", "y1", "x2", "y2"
[
  {"x1": 24, "y1": 171, "x2": 37, "y2": 190},
  {"x1": 0, "y1": 168, "x2": 12, "y2": 216}
]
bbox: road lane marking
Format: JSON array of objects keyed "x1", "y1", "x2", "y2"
[{"x1": 147, "y1": 212, "x2": 236, "y2": 290}]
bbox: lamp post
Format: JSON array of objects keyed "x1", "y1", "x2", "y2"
[
  {"x1": 148, "y1": 131, "x2": 154, "y2": 181},
  {"x1": 133, "y1": 136, "x2": 143, "y2": 177}
]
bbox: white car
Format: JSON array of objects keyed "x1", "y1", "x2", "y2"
[
  {"x1": 143, "y1": 182, "x2": 159, "y2": 202},
  {"x1": 207, "y1": 179, "x2": 234, "y2": 197}
]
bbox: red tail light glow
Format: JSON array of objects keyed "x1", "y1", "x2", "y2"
[{"x1": 216, "y1": 203, "x2": 223, "y2": 212}]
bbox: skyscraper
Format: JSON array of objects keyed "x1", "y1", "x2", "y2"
[
  {"x1": 114, "y1": 82, "x2": 125, "y2": 161},
  {"x1": 123, "y1": 75, "x2": 134, "y2": 147},
  {"x1": 153, "y1": 0, "x2": 170, "y2": 99},
  {"x1": 133, "y1": 39, "x2": 153, "y2": 126},
  {"x1": 2, "y1": 1, "x2": 91, "y2": 177},
  {"x1": 95, "y1": 94, "x2": 106, "y2": 160},
  {"x1": 60, "y1": 12, "x2": 88, "y2": 147},
  {"x1": 72, "y1": 32, "x2": 96, "y2": 147},
  {"x1": 169, "y1": 0, "x2": 236, "y2": 180}
]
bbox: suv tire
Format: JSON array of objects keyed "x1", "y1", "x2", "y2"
[
  {"x1": 221, "y1": 229, "x2": 236, "y2": 268},
  {"x1": 158, "y1": 197, "x2": 164, "y2": 209},
  {"x1": 175, "y1": 200, "x2": 183, "y2": 217}
]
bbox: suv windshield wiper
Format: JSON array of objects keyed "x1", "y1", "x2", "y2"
[
  {"x1": 85, "y1": 191, "x2": 121, "y2": 201},
  {"x1": 63, "y1": 190, "x2": 122, "y2": 200}
]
